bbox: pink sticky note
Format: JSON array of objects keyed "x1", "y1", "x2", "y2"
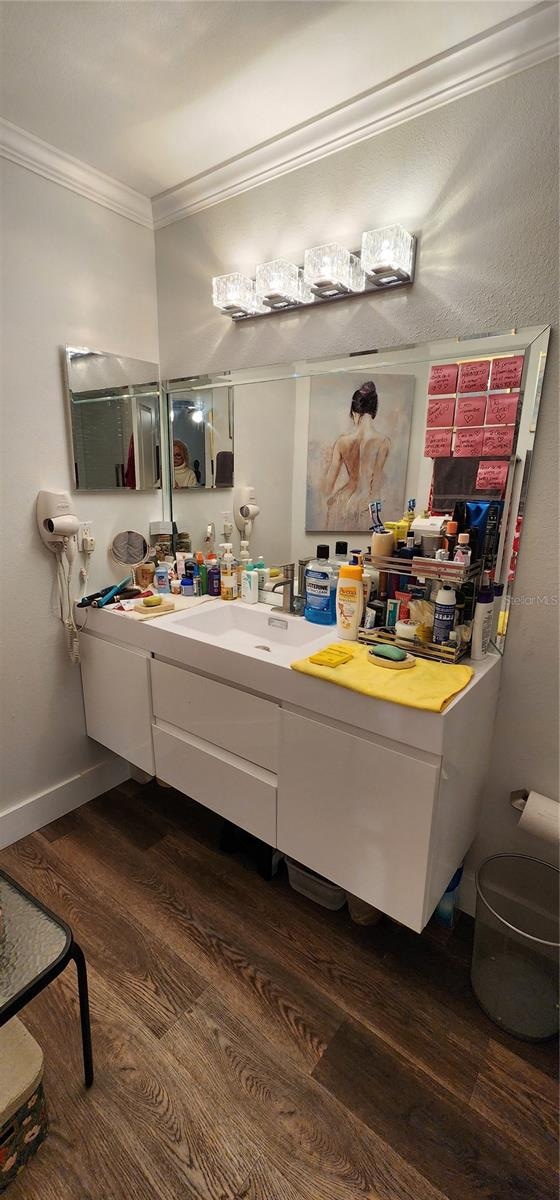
[
  {"x1": 490, "y1": 355, "x2": 524, "y2": 390},
  {"x1": 453, "y1": 427, "x2": 485, "y2": 457},
  {"x1": 455, "y1": 395, "x2": 486, "y2": 427},
  {"x1": 485, "y1": 392, "x2": 520, "y2": 425},
  {"x1": 482, "y1": 426, "x2": 515, "y2": 457},
  {"x1": 424, "y1": 428, "x2": 452, "y2": 457},
  {"x1": 457, "y1": 360, "x2": 490, "y2": 393},
  {"x1": 427, "y1": 397, "x2": 456, "y2": 427},
  {"x1": 476, "y1": 460, "x2": 509, "y2": 492},
  {"x1": 428, "y1": 364, "x2": 458, "y2": 395}
]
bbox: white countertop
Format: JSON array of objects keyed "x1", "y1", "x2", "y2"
[{"x1": 77, "y1": 600, "x2": 501, "y2": 756}]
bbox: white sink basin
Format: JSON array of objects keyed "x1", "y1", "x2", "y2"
[{"x1": 157, "y1": 600, "x2": 334, "y2": 665}]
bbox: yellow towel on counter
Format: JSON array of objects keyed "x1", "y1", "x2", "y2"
[{"x1": 291, "y1": 643, "x2": 473, "y2": 713}]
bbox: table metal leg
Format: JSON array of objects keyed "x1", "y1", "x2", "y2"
[{"x1": 70, "y1": 942, "x2": 94, "y2": 1087}]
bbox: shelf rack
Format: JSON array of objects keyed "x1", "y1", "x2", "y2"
[{"x1": 360, "y1": 553, "x2": 484, "y2": 663}]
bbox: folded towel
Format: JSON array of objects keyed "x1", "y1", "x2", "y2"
[{"x1": 291, "y1": 642, "x2": 473, "y2": 713}]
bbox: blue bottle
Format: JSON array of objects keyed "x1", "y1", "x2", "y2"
[{"x1": 304, "y1": 545, "x2": 336, "y2": 625}]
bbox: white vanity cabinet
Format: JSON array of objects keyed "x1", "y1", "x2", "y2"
[
  {"x1": 77, "y1": 613, "x2": 500, "y2": 933},
  {"x1": 278, "y1": 711, "x2": 441, "y2": 930},
  {"x1": 79, "y1": 632, "x2": 155, "y2": 775}
]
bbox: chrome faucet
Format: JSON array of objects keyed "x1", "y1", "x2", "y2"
[{"x1": 270, "y1": 563, "x2": 296, "y2": 614}]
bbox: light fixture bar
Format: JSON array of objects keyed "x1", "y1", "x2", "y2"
[{"x1": 212, "y1": 227, "x2": 415, "y2": 320}]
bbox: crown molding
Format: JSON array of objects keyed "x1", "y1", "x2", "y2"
[
  {"x1": 0, "y1": 117, "x2": 153, "y2": 228},
  {"x1": 152, "y1": 3, "x2": 559, "y2": 229}
]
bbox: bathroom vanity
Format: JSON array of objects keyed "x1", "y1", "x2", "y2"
[{"x1": 78, "y1": 600, "x2": 501, "y2": 933}]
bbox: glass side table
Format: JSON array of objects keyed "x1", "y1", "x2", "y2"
[{"x1": 0, "y1": 869, "x2": 93, "y2": 1087}]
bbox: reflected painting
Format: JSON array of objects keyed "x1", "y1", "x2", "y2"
[{"x1": 305, "y1": 372, "x2": 414, "y2": 531}]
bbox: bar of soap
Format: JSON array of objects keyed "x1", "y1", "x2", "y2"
[
  {"x1": 371, "y1": 643, "x2": 407, "y2": 662},
  {"x1": 143, "y1": 594, "x2": 163, "y2": 607}
]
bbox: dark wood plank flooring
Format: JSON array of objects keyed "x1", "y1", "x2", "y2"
[{"x1": 1, "y1": 781, "x2": 557, "y2": 1199}]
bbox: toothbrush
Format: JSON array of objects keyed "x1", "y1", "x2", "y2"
[{"x1": 93, "y1": 576, "x2": 132, "y2": 608}]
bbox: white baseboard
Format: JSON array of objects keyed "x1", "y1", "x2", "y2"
[{"x1": 0, "y1": 756, "x2": 131, "y2": 849}]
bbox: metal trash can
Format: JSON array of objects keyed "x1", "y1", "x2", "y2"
[{"x1": 471, "y1": 854, "x2": 559, "y2": 1040}]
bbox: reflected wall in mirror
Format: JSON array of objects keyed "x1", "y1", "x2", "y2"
[
  {"x1": 162, "y1": 325, "x2": 549, "y2": 650},
  {"x1": 166, "y1": 382, "x2": 233, "y2": 492},
  {"x1": 64, "y1": 347, "x2": 161, "y2": 490}
]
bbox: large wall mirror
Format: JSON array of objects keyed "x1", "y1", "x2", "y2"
[
  {"x1": 64, "y1": 346, "x2": 161, "y2": 490},
  {"x1": 163, "y1": 324, "x2": 550, "y2": 649}
]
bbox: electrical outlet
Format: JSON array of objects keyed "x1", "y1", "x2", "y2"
[{"x1": 77, "y1": 521, "x2": 92, "y2": 551}]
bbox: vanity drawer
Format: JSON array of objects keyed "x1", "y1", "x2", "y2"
[
  {"x1": 153, "y1": 724, "x2": 277, "y2": 845},
  {"x1": 151, "y1": 658, "x2": 279, "y2": 772},
  {"x1": 277, "y1": 711, "x2": 440, "y2": 932}
]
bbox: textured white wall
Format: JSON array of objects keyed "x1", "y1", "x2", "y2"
[
  {"x1": 0, "y1": 160, "x2": 160, "y2": 817},
  {"x1": 156, "y1": 59, "x2": 559, "y2": 876}
]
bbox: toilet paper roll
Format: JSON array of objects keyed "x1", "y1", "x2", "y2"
[{"x1": 518, "y1": 792, "x2": 560, "y2": 845}]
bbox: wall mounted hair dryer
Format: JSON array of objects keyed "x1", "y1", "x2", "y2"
[
  {"x1": 233, "y1": 485, "x2": 260, "y2": 540},
  {"x1": 37, "y1": 491, "x2": 79, "y2": 551}
]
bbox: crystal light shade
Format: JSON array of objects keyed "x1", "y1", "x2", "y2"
[
  {"x1": 304, "y1": 243, "x2": 365, "y2": 297},
  {"x1": 212, "y1": 273, "x2": 263, "y2": 317},
  {"x1": 255, "y1": 259, "x2": 303, "y2": 308},
  {"x1": 361, "y1": 225, "x2": 415, "y2": 283}
]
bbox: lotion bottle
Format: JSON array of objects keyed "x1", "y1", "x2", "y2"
[
  {"x1": 336, "y1": 564, "x2": 364, "y2": 640},
  {"x1": 220, "y1": 544, "x2": 238, "y2": 601},
  {"x1": 471, "y1": 573, "x2": 494, "y2": 659},
  {"x1": 433, "y1": 584, "x2": 456, "y2": 644},
  {"x1": 241, "y1": 563, "x2": 259, "y2": 604}
]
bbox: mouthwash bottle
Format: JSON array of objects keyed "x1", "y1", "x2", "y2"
[{"x1": 304, "y1": 545, "x2": 336, "y2": 625}]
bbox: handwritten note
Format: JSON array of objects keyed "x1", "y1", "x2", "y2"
[
  {"x1": 482, "y1": 426, "x2": 515, "y2": 457},
  {"x1": 476, "y1": 460, "x2": 509, "y2": 492},
  {"x1": 424, "y1": 428, "x2": 452, "y2": 457},
  {"x1": 427, "y1": 397, "x2": 455, "y2": 427},
  {"x1": 455, "y1": 395, "x2": 486, "y2": 427},
  {"x1": 457, "y1": 360, "x2": 490, "y2": 393},
  {"x1": 453, "y1": 427, "x2": 484, "y2": 457},
  {"x1": 485, "y1": 392, "x2": 520, "y2": 425},
  {"x1": 428, "y1": 364, "x2": 458, "y2": 395},
  {"x1": 490, "y1": 355, "x2": 524, "y2": 390}
]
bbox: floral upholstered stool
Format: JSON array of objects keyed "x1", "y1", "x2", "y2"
[{"x1": 0, "y1": 1018, "x2": 48, "y2": 1192}]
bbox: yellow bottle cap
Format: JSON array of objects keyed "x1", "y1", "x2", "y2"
[{"x1": 339, "y1": 564, "x2": 363, "y2": 580}]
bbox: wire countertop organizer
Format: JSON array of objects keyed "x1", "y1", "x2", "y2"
[{"x1": 360, "y1": 553, "x2": 484, "y2": 663}]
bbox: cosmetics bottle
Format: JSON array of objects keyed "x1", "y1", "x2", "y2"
[
  {"x1": 207, "y1": 554, "x2": 221, "y2": 597},
  {"x1": 471, "y1": 572, "x2": 494, "y2": 660},
  {"x1": 453, "y1": 533, "x2": 471, "y2": 567},
  {"x1": 444, "y1": 520, "x2": 458, "y2": 560},
  {"x1": 196, "y1": 551, "x2": 208, "y2": 595},
  {"x1": 433, "y1": 585, "x2": 456, "y2": 644},
  {"x1": 220, "y1": 544, "x2": 238, "y2": 601}
]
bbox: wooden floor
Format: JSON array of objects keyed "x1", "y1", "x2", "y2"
[{"x1": 1, "y1": 781, "x2": 557, "y2": 1200}]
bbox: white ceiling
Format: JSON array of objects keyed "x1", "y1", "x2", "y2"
[{"x1": 0, "y1": 0, "x2": 549, "y2": 201}]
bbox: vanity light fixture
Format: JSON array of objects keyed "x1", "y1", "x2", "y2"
[
  {"x1": 255, "y1": 260, "x2": 312, "y2": 310},
  {"x1": 304, "y1": 243, "x2": 365, "y2": 298},
  {"x1": 361, "y1": 224, "x2": 415, "y2": 284},
  {"x1": 212, "y1": 224, "x2": 415, "y2": 319},
  {"x1": 212, "y1": 273, "x2": 265, "y2": 317}
]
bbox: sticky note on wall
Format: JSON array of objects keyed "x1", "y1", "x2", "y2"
[
  {"x1": 490, "y1": 355, "x2": 524, "y2": 390},
  {"x1": 485, "y1": 392, "x2": 520, "y2": 425},
  {"x1": 482, "y1": 426, "x2": 515, "y2": 457},
  {"x1": 428, "y1": 364, "x2": 458, "y2": 395},
  {"x1": 455, "y1": 395, "x2": 486, "y2": 427},
  {"x1": 453, "y1": 427, "x2": 484, "y2": 457},
  {"x1": 424, "y1": 428, "x2": 452, "y2": 457},
  {"x1": 457, "y1": 360, "x2": 490, "y2": 393},
  {"x1": 476, "y1": 460, "x2": 509, "y2": 492},
  {"x1": 427, "y1": 397, "x2": 456, "y2": 427}
]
